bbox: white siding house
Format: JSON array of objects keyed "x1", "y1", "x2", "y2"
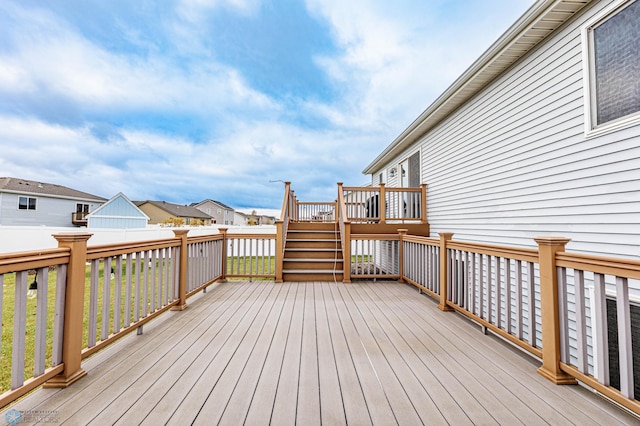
[
  {"x1": 0, "y1": 177, "x2": 106, "y2": 227},
  {"x1": 87, "y1": 192, "x2": 149, "y2": 229},
  {"x1": 363, "y1": 0, "x2": 640, "y2": 260},
  {"x1": 192, "y1": 199, "x2": 235, "y2": 225}
]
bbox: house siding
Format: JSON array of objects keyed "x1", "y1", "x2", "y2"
[
  {"x1": 87, "y1": 194, "x2": 148, "y2": 229},
  {"x1": 0, "y1": 192, "x2": 102, "y2": 227},
  {"x1": 376, "y1": 0, "x2": 640, "y2": 259}
]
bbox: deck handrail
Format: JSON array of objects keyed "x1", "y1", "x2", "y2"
[
  {"x1": 0, "y1": 228, "x2": 278, "y2": 408},
  {"x1": 340, "y1": 183, "x2": 427, "y2": 224},
  {"x1": 275, "y1": 182, "x2": 291, "y2": 282},
  {"x1": 337, "y1": 183, "x2": 351, "y2": 282}
]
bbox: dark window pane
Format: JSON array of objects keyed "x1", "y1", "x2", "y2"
[
  {"x1": 18, "y1": 197, "x2": 27, "y2": 209},
  {"x1": 593, "y1": 1, "x2": 640, "y2": 125},
  {"x1": 28, "y1": 198, "x2": 36, "y2": 210}
]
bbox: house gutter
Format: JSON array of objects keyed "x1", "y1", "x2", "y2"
[{"x1": 362, "y1": 0, "x2": 592, "y2": 175}]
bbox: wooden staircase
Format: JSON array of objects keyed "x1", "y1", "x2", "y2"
[{"x1": 282, "y1": 222, "x2": 343, "y2": 282}]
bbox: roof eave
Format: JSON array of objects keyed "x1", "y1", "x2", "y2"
[{"x1": 362, "y1": 0, "x2": 591, "y2": 175}]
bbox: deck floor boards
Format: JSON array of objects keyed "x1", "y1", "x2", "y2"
[{"x1": 3, "y1": 280, "x2": 639, "y2": 425}]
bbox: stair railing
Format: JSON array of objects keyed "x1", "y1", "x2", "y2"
[
  {"x1": 275, "y1": 182, "x2": 292, "y2": 283},
  {"x1": 337, "y1": 183, "x2": 351, "y2": 283}
]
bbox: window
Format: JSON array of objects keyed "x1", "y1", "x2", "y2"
[
  {"x1": 584, "y1": 0, "x2": 640, "y2": 133},
  {"x1": 18, "y1": 196, "x2": 36, "y2": 210},
  {"x1": 76, "y1": 203, "x2": 89, "y2": 214}
]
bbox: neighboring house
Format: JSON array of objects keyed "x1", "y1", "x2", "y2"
[
  {"x1": 136, "y1": 200, "x2": 214, "y2": 225},
  {"x1": 257, "y1": 215, "x2": 277, "y2": 225},
  {"x1": 363, "y1": 0, "x2": 640, "y2": 260},
  {"x1": 0, "y1": 177, "x2": 106, "y2": 227},
  {"x1": 87, "y1": 193, "x2": 149, "y2": 229},
  {"x1": 234, "y1": 211, "x2": 250, "y2": 225},
  {"x1": 191, "y1": 199, "x2": 234, "y2": 225}
]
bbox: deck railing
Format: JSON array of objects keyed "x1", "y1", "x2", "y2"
[
  {"x1": 342, "y1": 183, "x2": 427, "y2": 224},
  {"x1": 396, "y1": 231, "x2": 640, "y2": 416},
  {"x1": 554, "y1": 251, "x2": 640, "y2": 412},
  {"x1": 0, "y1": 247, "x2": 70, "y2": 405},
  {"x1": 1, "y1": 209, "x2": 638, "y2": 416},
  {"x1": 0, "y1": 228, "x2": 277, "y2": 408},
  {"x1": 226, "y1": 234, "x2": 276, "y2": 280}
]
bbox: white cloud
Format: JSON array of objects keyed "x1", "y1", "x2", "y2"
[{"x1": 0, "y1": 4, "x2": 278, "y2": 119}]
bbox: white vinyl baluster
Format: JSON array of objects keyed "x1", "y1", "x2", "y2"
[
  {"x1": 505, "y1": 258, "x2": 512, "y2": 335},
  {"x1": 88, "y1": 259, "x2": 99, "y2": 347},
  {"x1": 593, "y1": 273, "x2": 609, "y2": 385},
  {"x1": 34, "y1": 266, "x2": 49, "y2": 376},
  {"x1": 114, "y1": 256, "x2": 123, "y2": 333},
  {"x1": 574, "y1": 269, "x2": 588, "y2": 373},
  {"x1": 527, "y1": 262, "x2": 536, "y2": 347},
  {"x1": 12, "y1": 271, "x2": 28, "y2": 389},
  {"x1": 558, "y1": 267, "x2": 569, "y2": 363},
  {"x1": 515, "y1": 259, "x2": 523, "y2": 340},
  {"x1": 101, "y1": 257, "x2": 111, "y2": 341},
  {"x1": 52, "y1": 265, "x2": 67, "y2": 366},
  {"x1": 0, "y1": 274, "x2": 4, "y2": 358},
  {"x1": 616, "y1": 277, "x2": 634, "y2": 399}
]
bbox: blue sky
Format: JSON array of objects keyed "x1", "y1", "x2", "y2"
[{"x1": 0, "y1": 0, "x2": 534, "y2": 213}]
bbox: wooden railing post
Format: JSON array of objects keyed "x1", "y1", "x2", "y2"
[
  {"x1": 438, "y1": 232, "x2": 454, "y2": 312},
  {"x1": 171, "y1": 229, "x2": 189, "y2": 311},
  {"x1": 535, "y1": 236, "x2": 577, "y2": 385},
  {"x1": 276, "y1": 220, "x2": 284, "y2": 283},
  {"x1": 44, "y1": 232, "x2": 92, "y2": 388},
  {"x1": 379, "y1": 183, "x2": 386, "y2": 224},
  {"x1": 398, "y1": 229, "x2": 408, "y2": 283},
  {"x1": 420, "y1": 183, "x2": 428, "y2": 225},
  {"x1": 219, "y1": 228, "x2": 228, "y2": 283}
]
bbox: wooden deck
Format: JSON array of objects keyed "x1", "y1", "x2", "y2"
[{"x1": 3, "y1": 280, "x2": 638, "y2": 425}]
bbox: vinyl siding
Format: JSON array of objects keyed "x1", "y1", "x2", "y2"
[
  {"x1": 375, "y1": 0, "x2": 640, "y2": 259},
  {"x1": 86, "y1": 194, "x2": 148, "y2": 228},
  {"x1": 0, "y1": 192, "x2": 102, "y2": 227}
]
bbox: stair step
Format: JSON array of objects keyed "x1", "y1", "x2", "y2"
[
  {"x1": 283, "y1": 269, "x2": 342, "y2": 274},
  {"x1": 284, "y1": 258, "x2": 342, "y2": 262}
]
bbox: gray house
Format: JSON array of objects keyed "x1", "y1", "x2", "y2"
[
  {"x1": 363, "y1": 0, "x2": 640, "y2": 260},
  {"x1": 87, "y1": 192, "x2": 149, "y2": 229},
  {"x1": 363, "y1": 0, "x2": 640, "y2": 396},
  {"x1": 0, "y1": 177, "x2": 106, "y2": 227},
  {"x1": 192, "y1": 199, "x2": 235, "y2": 225}
]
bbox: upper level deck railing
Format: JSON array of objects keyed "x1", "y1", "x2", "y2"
[{"x1": 342, "y1": 183, "x2": 427, "y2": 224}]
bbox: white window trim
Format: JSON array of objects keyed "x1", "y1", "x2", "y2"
[
  {"x1": 582, "y1": 0, "x2": 640, "y2": 137},
  {"x1": 18, "y1": 196, "x2": 37, "y2": 211}
]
